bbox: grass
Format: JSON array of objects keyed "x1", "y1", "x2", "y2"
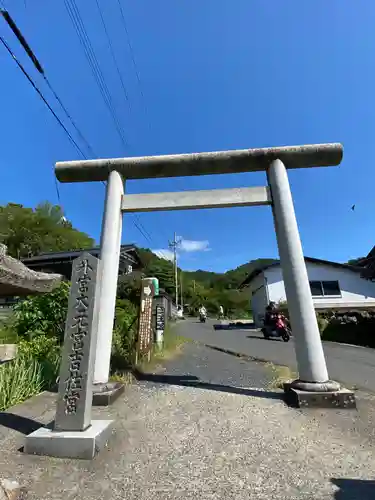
[
  {"x1": 138, "y1": 324, "x2": 191, "y2": 372},
  {"x1": 265, "y1": 362, "x2": 298, "y2": 390},
  {"x1": 0, "y1": 354, "x2": 44, "y2": 411},
  {"x1": 109, "y1": 371, "x2": 134, "y2": 385}
]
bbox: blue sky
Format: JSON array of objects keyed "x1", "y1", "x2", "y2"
[{"x1": 1, "y1": 1, "x2": 374, "y2": 272}]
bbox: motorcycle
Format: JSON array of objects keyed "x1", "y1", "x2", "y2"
[
  {"x1": 261, "y1": 313, "x2": 291, "y2": 342},
  {"x1": 199, "y1": 311, "x2": 207, "y2": 323}
]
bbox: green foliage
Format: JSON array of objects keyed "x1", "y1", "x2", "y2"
[
  {"x1": 0, "y1": 285, "x2": 68, "y2": 411},
  {"x1": 0, "y1": 354, "x2": 44, "y2": 411},
  {"x1": 111, "y1": 298, "x2": 139, "y2": 371},
  {"x1": 18, "y1": 335, "x2": 61, "y2": 388},
  {"x1": 316, "y1": 315, "x2": 329, "y2": 334},
  {"x1": 0, "y1": 202, "x2": 94, "y2": 259},
  {"x1": 138, "y1": 248, "x2": 175, "y2": 295},
  {"x1": 347, "y1": 257, "x2": 366, "y2": 266},
  {"x1": 137, "y1": 248, "x2": 273, "y2": 318},
  {"x1": 117, "y1": 274, "x2": 142, "y2": 303},
  {"x1": 276, "y1": 303, "x2": 375, "y2": 348},
  {"x1": 0, "y1": 320, "x2": 18, "y2": 344},
  {"x1": 12, "y1": 281, "x2": 70, "y2": 342},
  {"x1": 0, "y1": 335, "x2": 60, "y2": 411},
  {"x1": 320, "y1": 311, "x2": 375, "y2": 348},
  {"x1": 18, "y1": 335, "x2": 60, "y2": 361}
]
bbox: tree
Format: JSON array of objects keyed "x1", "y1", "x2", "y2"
[
  {"x1": 0, "y1": 202, "x2": 94, "y2": 258},
  {"x1": 138, "y1": 248, "x2": 175, "y2": 296},
  {"x1": 347, "y1": 257, "x2": 366, "y2": 266}
]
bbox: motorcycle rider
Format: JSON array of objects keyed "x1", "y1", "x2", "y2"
[
  {"x1": 264, "y1": 301, "x2": 278, "y2": 330},
  {"x1": 199, "y1": 304, "x2": 207, "y2": 318}
]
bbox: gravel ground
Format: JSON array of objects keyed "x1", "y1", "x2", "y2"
[{"x1": 1, "y1": 340, "x2": 375, "y2": 499}]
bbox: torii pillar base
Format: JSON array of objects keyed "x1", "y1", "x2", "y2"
[{"x1": 284, "y1": 381, "x2": 356, "y2": 409}]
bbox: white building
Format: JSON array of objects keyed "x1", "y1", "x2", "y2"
[{"x1": 243, "y1": 257, "x2": 375, "y2": 327}]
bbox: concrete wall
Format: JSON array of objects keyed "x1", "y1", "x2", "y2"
[
  {"x1": 265, "y1": 263, "x2": 375, "y2": 306},
  {"x1": 249, "y1": 274, "x2": 268, "y2": 327}
]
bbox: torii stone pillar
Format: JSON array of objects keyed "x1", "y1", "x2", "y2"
[
  {"x1": 94, "y1": 170, "x2": 124, "y2": 384},
  {"x1": 267, "y1": 159, "x2": 334, "y2": 387}
]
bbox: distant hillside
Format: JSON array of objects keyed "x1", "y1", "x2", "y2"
[
  {"x1": 184, "y1": 259, "x2": 278, "y2": 289},
  {"x1": 138, "y1": 247, "x2": 277, "y2": 316}
]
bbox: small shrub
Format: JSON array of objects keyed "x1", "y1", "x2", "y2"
[
  {"x1": 316, "y1": 314, "x2": 329, "y2": 335},
  {"x1": 111, "y1": 298, "x2": 138, "y2": 372},
  {"x1": 321, "y1": 311, "x2": 375, "y2": 348},
  {"x1": 18, "y1": 335, "x2": 61, "y2": 387},
  {"x1": 13, "y1": 282, "x2": 70, "y2": 342}
]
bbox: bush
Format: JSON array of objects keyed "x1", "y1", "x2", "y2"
[
  {"x1": 117, "y1": 275, "x2": 142, "y2": 304},
  {"x1": 0, "y1": 334, "x2": 62, "y2": 411},
  {"x1": 320, "y1": 311, "x2": 375, "y2": 348},
  {"x1": 12, "y1": 281, "x2": 70, "y2": 342},
  {"x1": 316, "y1": 314, "x2": 329, "y2": 335},
  {"x1": 111, "y1": 298, "x2": 138, "y2": 371},
  {"x1": 18, "y1": 335, "x2": 61, "y2": 387}
]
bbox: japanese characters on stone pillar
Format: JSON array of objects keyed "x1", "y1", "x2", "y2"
[
  {"x1": 55, "y1": 252, "x2": 100, "y2": 432},
  {"x1": 136, "y1": 277, "x2": 155, "y2": 356}
]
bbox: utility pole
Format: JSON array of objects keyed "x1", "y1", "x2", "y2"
[
  {"x1": 169, "y1": 232, "x2": 181, "y2": 307},
  {"x1": 180, "y1": 271, "x2": 184, "y2": 310}
]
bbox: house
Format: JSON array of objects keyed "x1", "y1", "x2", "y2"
[
  {"x1": 356, "y1": 246, "x2": 375, "y2": 281},
  {"x1": 240, "y1": 257, "x2": 375, "y2": 327},
  {"x1": 0, "y1": 243, "x2": 62, "y2": 319},
  {"x1": 21, "y1": 244, "x2": 143, "y2": 281}
]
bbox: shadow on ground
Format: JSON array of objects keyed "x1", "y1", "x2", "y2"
[
  {"x1": 246, "y1": 335, "x2": 285, "y2": 342},
  {"x1": 133, "y1": 370, "x2": 282, "y2": 400},
  {"x1": 246, "y1": 334, "x2": 267, "y2": 340},
  {"x1": 0, "y1": 412, "x2": 45, "y2": 435},
  {"x1": 332, "y1": 479, "x2": 375, "y2": 500},
  {"x1": 213, "y1": 323, "x2": 257, "y2": 331},
  {"x1": 204, "y1": 344, "x2": 270, "y2": 365}
]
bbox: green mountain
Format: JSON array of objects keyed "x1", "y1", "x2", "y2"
[{"x1": 138, "y1": 247, "x2": 277, "y2": 317}]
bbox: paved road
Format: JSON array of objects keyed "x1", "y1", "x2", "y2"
[{"x1": 176, "y1": 319, "x2": 375, "y2": 392}]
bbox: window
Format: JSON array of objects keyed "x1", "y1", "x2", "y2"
[
  {"x1": 309, "y1": 281, "x2": 323, "y2": 296},
  {"x1": 309, "y1": 280, "x2": 341, "y2": 297}
]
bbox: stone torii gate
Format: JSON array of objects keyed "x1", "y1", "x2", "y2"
[{"x1": 55, "y1": 142, "x2": 354, "y2": 407}]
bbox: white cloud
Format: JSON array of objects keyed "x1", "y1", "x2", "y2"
[
  {"x1": 153, "y1": 238, "x2": 210, "y2": 262},
  {"x1": 179, "y1": 239, "x2": 210, "y2": 253},
  {"x1": 152, "y1": 249, "x2": 175, "y2": 261}
]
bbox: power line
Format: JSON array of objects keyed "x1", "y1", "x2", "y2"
[
  {"x1": 133, "y1": 214, "x2": 153, "y2": 243},
  {"x1": 94, "y1": 0, "x2": 131, "y2": 110},
  {"x1": 1, "y1": 7, "x2": 97, "y2": 158},
  {"x1": 0, "y1": 35, "x2": 88, "y2": 204},
  {"x1": 44, "y1": 77, "x2": 97, "y2": 158},
  {"x1": 64, "y1": 0, "x2": 129, "y2": 151},
  {"x1": 65, "y1": 0, "x2": 122, "y2": 135},
  {"x1": 2, "y1": 4, "x2": 158, "y2": 244},
  {"x1": 116, "y1": 0, "x2": 153, "y2": 133}
]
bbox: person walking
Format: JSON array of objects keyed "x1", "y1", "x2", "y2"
[{"x1": 218, "y1": 305, "x2": 224, "y2": 320}]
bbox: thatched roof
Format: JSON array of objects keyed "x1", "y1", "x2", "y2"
[{"x1": 0, "y1": 244, "x2": 62, "y2": 297}]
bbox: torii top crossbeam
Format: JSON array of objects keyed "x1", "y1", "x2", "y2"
[{"x1": 55, "y1": 143, "x2": 343, "y2": 183}]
